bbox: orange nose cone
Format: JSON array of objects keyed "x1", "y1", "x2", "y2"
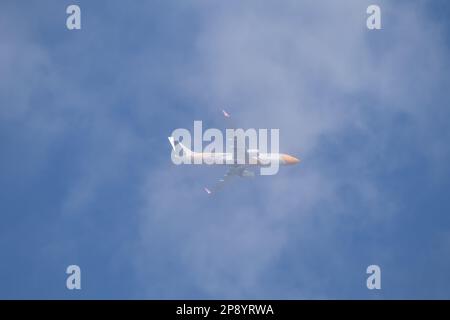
[{"x1": 282, "y1": 154, "x2": 300, "y2": 165}]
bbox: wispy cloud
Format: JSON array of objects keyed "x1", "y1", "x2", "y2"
[
  {"x1": 135, "y1": 0, "x2": 450, "y2": 298},
  {"x1": 1, "y1": 0, "x2": 449, "y2": 298}
]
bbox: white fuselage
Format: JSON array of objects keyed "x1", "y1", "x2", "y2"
[{"x1": 186, "y1": 151, "x2": 300, "y2": 166}]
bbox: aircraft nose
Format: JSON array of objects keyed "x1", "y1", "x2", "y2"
[{"x1": 282, "y1": 154, "x2": 300, "y2": 165}]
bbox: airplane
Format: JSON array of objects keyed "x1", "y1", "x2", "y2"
[{"x1": 168, "y1": 110, "x2": 301, "y2": 194}]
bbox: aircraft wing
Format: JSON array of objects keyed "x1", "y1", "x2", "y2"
[
  {"x1": 222, "y1": 109, "x2": 247, "y2": 164},
  {"x1": 204, "y1": 166, "x2": 240, "y2": 194},
  {"x1": 204, "y1": 165, "x2": 255, "y2": 194},
  {"x1": 203, "y1": 109, "x2": 255, "y2": 194}
]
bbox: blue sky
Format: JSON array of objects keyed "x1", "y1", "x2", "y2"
[{"x1": 1, "y1": 0, "x2": 450, "y2": 299}]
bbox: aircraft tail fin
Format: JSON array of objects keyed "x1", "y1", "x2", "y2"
[{"x1": 168, "y1": 137, "x2": 193, "y2": 155}]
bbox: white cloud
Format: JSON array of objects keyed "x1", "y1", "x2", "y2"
[
  {"x1": 1, "y1": 0, "x2": 449, "y2": 298},
  {"x1": 136, "y1": 0, "x2": 450, "y2": 298}
]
